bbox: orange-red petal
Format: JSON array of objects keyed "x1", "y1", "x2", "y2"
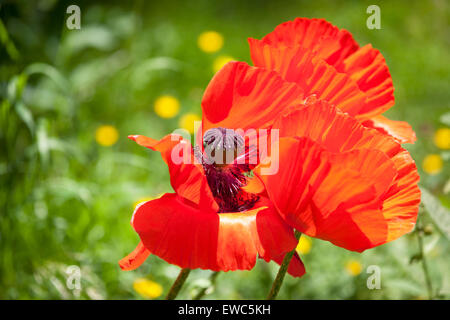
[
  {"x1": 273, "y1": 99, "x2": 401, "y2": 157},
  {"x1": 128, "y1": 134, "x2": 218, "y2": 211},
  {"x1": 270, "y1": 251, "x2": 306, "y2": 278},
  {"x1": 362, "y1": 115, "x2": 417, "y2": 144},
  {"x1": 254, "y1": 137, "x2": 405, "y2": 251},
  {"x1": 131, "y1": 193, "x2": 298, "y2": 271},
  {"x1": 250, "y1": 18, "x2": 396, "y2": 119},
  {"x1": 119, "y1": 241, "x2": 151, "y2": 271},
  {"x1": 241, "y1": 174, "x2": 266, "y2": 194},
  {"x1": 249, "y1": 42, "x2": 366, "y2": 117},
  {"x1": 265, "y1": 103, "x2": 420, "y2": 249},
  {"x1": 252, "y1": 18, "x2": 358, "y2": 64},
  {"x1": 201, "y1": 61, "x2": 304, "y2": 132},
  {"x1": 381, "y1": 150, "x2": 421, "y2": 242},
  {"x1": 334, "y1": 44, "x2": 395, "y2": 118}
]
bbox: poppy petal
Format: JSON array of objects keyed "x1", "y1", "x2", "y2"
[
  {"x1": 309, "y1": 150, "x2": 394, "y2": 251},
  {"x1": 251, "y1": 18, "x2": 358, "y2": 65},
  {"x1": 132, "y1": 193, "x2": 297, "y2": 271},
  {"x1": 273, "y1": 100, "x2": 399, "y2": 194},
  {"x1": 254, "y1": 137, "x2": 329, "y2": 236},
  {"x1": 274, "y1": 101, "x2": 420, "y2": 246},
  {"x1": 241, "y1": 174, "x2": 265, "y2": 194},
  {"x1": 255, "y1": 137, "x2": 400, "y2": 251},
  {"x1": 201, "y1": 61, "x2": 304, "y2": 132},
  {"x1": 273, "y1": 99, "x2": 401, "y2": 157},
  {"x1": 251, "y1": 18, "x2": 396, "y2": 119},
  {"x1": 248, "y1": 41, "x2": 366, "y2": 116},
  {"x1": 119, "y1": 241, "x2": 151, "y2": 271},
  {"x1": 328, "y1": 149, "x2": 397, "y2": 198},
  {"x1": 334, "y1": 45, "x2": 394, "y2": 118},
  {"x1": 128, "y1": 134, "x2": 218, "y2": 211},
  {"x1": 254, "y1": 18, "x2": 339, "y2": 48},
  {"x1": 362, "y1": 115, "x2": 417, "y2": 144},
  {"x1": 381, "y1": 150, "x2": 421, "y2": 242},
  {"x1": 268, "y1": 251, "x2": 306, "y2": 278}
]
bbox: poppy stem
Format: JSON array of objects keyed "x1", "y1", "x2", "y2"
[
  {"x1": 416, "y1": 217, "x2": 433, "y2": 299},
  {"x1": 193, "y1": 271, "x2": 220, "y2": 300},
  {"x1": 166, "y1": 268, "x2": 191, "y2": 300},
  {"x1": 266, "y1": 230, "x2": 302, "y2": 300}
]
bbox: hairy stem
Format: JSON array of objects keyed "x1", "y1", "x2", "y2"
[
  {"x1": 166, "y1": 268, "x2": 191, "y2": 300},
  {"x1": 267, "y1": 230, "x2": 301, "y2": 300}
]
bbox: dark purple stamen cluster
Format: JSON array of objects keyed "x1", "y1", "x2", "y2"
[
  {"x1": 197, "y1": 128, "x2": 259, "y2": 213},
  {"x1": 203, "y1": 127, "x2": 244, "y2": 151}
]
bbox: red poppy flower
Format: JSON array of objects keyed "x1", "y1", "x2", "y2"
[
  {"x1": 120, "y1": 18, "x2": 420, "y2": 279},
  {"x1": 120, "y1": 62, "x2": 308, "y2": 277}
]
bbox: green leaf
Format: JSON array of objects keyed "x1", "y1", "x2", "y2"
[
  {"x1": 0, "y1": 18, "x2": 20, "y2": 60},
  {"x1": 24, "y1": 63, "x2": 70, "y2": 95},
  {"x1": 45, "y1": 178, "x2": 93, "y2": 206},
  {"x1": 62, "y1": 25, "x2": 117, "y2": 54},
  {"x1": 15, "y1": 102, "x2": 35, "y2": 135},
  {"x1": 421, "y1": 188, "x2": 450, "y2": 240},
  {"x1": 130, "y1": 57, "x2": 182, "y2": 90},
  {"x1": 7, "y1": 74, "x2": 28, "y2": 102},
  {"x1": 36, "y1": 119, "x2": 50, "y2": 166}
]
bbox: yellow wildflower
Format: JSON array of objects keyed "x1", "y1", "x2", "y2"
[
  {"x1": 198, "y1": 31, "x2": 224, "y2": 53},
  {"x1": 345, "y1": 260, "x2": 363, "y2": 276},
  {"x1": 434, "y1": 128, "x2": 450, "y2": 149},
  {"x1": 154, "y1": 95, "x2": 180, "y2": 119},
  {"x1": 296, "y1": 235, "x2": 312, "y2": 255},
  {"x1": 133, "y1": 278, "x2": 163, "y2": 299},
  {"x1": 95, "y1": 125, "x2": 119, "y2": 147},
  {"x1": 422, "y1": 154, "x2": 443, "y2": 175}
]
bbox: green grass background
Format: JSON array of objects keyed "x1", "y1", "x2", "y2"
[{"x1": 0, "y1": 0, "x2": 449, "y2": 299}]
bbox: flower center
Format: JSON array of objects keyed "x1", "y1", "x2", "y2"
[{"x1": 196, "y1": 128, "x2": 259, "y2": 213}]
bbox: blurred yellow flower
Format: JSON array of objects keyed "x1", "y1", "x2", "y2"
[
  {"x1": 345, "y1": 260, "x2": 362, "y2": 276},
  {"x1": 95, "y1": 125, "x2": 119, "y2": 147},
  {"x1": 422, "y1": 154, "x2": 443, "y2": 175},
  {"x1": 133, "y1": 278, "x2": 163, "y2": 299},
  {"x1": 296, "y1": 235, "x2": 312, "y2": 255},
  {"x1": 154, "y1": 95, "x2": 180, "y2": 119},
  {"x1": 133, "y1": 195, "x2": 162, "y2": 209},
  {"x1": 213, "y1": 55, "x2": 235, "y2": 73},
  {"x1": 179, "y1": 113, "x2": 201, "y2": 134},
  {"x1": 198, "y1": 31, "x2": 224, "y2": 53},
  {"x1": 434, "y1": 128, "x2": 450, "y2": 149}
]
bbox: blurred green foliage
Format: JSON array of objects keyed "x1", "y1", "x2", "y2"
[{"x1": 0, "y1": 0, "x2": 449, "y2": 299}]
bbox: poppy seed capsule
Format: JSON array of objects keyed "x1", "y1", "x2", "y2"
[
  {"x1": 203, "y1": 127, "x2": 244, "y2": 165},
  {"x1": 199, "y1": 127, "x2": 258, "y2": 212}
]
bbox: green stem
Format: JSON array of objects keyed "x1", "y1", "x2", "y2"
[
  {"x1": 193, "y1": 271, "x2": 220, "y2": 300},
  {"x1": 166, "y1": 268, "x2": 191, "y2": 300},
  {"x1": 267, "y1": 231, "x2": 301, "y2": 300},
  {"x1": 416, "y1": 218, "x2": 433, "y2": 299}
]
